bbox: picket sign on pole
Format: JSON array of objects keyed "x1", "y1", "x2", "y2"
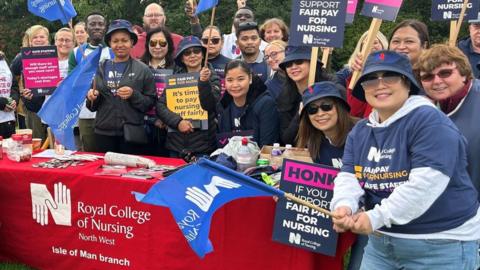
[
  {"x1": 449, "y1": 0, "x2": 470, "y2": 47},
  {"x1": 449, "y1": 21, "x2": 457, "y2": 42},
  {"x1": 308, "y1": 47, "x2": 319, "y2": 86},
  {"x1": 348, "y1": 18, "x2": 383, "y2": 89},
  {"x1": 321, "y1": 47, "x2": 332, "y2": 67},
  {"x1": 203, "y1": 7, "x2": 216, "y2": 67}
]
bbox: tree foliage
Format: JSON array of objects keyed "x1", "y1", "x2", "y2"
[{"x1": 0, "y1": 0, "x2": 469, "y2": 71}]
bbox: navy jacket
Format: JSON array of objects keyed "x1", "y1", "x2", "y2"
[
  {"x1": 201, "y1": 75, "x2": 279, "y2": 147},
  {"x1": 458, "y1": 38, "x2": 480, "y2": 78}
]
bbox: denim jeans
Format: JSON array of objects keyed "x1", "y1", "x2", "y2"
[{"x1": 360, "y1": 233, "x2": 479, "y2": 270}]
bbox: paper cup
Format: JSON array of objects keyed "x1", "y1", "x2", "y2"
[{"x1": 32, "y1": 138, "x2": 42, "y2": 151}]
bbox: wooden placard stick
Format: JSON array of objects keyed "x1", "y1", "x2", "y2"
[
  {"x1": 285, "y1": 193, "x2": 337, "y2": 218},
  {"x1": 203, "y1": 7, "x2": 217, "y2": 67},
  {"x1": 449, "y1": 0, "x2": 469, "y2": 47},
  {"x1": 449, "y1": 21, "x2": 457, "y2": 42},
  {"x1": 321, "y1": 47, "x2": 332, "y2": 68},
  {"x1": 307, "y1": 47, "x2": 319, "y2": 86},
  {"x1": 348, "y1": 18, "x2": 383, "y2": 90}
]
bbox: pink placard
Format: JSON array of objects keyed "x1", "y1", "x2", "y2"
[
  {"x1": 282, "y1": 160, "x2": 338, "y2": 190},
  {"x1": 365, "y1": 0, "x2": 402, "y2": 8},
  {"x1": 347, "y1": 0, "x2": 358, "y2": 14},
  {"x1": 22, "y1": 57, "x2": 60, "y2": 89}
]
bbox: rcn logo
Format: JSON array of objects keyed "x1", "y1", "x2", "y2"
[
  {"x1": 303, "y1": 34, "x2": 314, "y2": 45},
  {"x1": 289, "y1": 232, "x2": 301, "y2": 245},
  {"x1": 371, "y1": 5, "x2": 384, "y2": 14},
  {"x1": 30, "y1": 182, "x2": 72, "y2": 226},
  {"x1": 367, "y1": 147, "x2": 382, "y2": 162},
  {"x1": 185, "y1": 176, "x2": 241, "y2": 212}
]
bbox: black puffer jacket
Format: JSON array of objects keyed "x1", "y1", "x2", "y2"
[
  {"x1": 87, "y1": 58, "x2": 156, "y2": 136},
  {"x1": 156, "y1": 63, "x2": 221, "y2": 155}
]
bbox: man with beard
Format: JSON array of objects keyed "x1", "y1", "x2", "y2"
[
  {"x1": 131, "y1": 3, "x2": 183, "y2": 59},
  {"x1": 68, "y1": 12, "x2": 111, "y2": 151},
  {"x1": 459, "y1": 12, "x2": 480, "y2": 78},
  {"x1": 186, "y1": 2, "x2": 267, "y2": 59},
  {"x1": 236, "y1": 22, "x2": 270, "y2": 82}
]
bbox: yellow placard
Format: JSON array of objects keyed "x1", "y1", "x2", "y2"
[{"x1": 166, "y1": 86, "x2": 208, "y2": 120}]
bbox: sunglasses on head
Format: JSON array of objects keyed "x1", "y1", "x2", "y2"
[
  {"x1": 149, "y1": 39, "x2": 167, "y2": 47},
  {"x1": 201, "y1": 38, "x2": 221, "y2": 45},
  {"x1": 307, "y1": 102, "x2": 334, "y2": 115},
  {"x1": 420, "y1": 68, "x2": 455, "y2": 82},
  {"x1": 360, "y1": 71, "x2": 403, "y2": 90},
  {"x1": 285, "y1": 59, "x2": 306, "y2": 68},
  {"x1": 183, "y1": 47, "x2": 203, "y2": 57}
]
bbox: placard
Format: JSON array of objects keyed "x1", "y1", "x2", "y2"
[
  {"x1": 360, "y1": 0, "x2": 404, "y2": 21},
  {"x1": 346, "y1": 0, "x2": 359, "y2": 24},
  {"x1": 152, "y1": 69, "x2": 173, "y2": 98},
  {"x1": 289, "y1": 0, "x2": 348, "y2": 48},
  {"x1": 21, "y1": 45, "x2": 61, "y2": 96},
  {"x1": 431, "y1": 0, "x2": 480, "y2": 21},
  {"x1": 272, "y1": 159, "x2": 339, "y2": 256},
  {"x1": 165, "y1": 73, "x2": 208, "y2": 121}
]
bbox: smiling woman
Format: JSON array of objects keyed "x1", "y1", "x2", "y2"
[{"x1": 331, "y1": 50, "x2": 480, "y2": 270}]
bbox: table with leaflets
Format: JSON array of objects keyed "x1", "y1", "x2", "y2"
[{"x1": 0, "y1": 153, "x2": 355, "y2": 270}]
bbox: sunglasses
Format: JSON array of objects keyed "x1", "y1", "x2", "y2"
[
  {"x1": 307, "y1": 103, "x2": 334, "y2": 115},
  {"x1": 264, "y1": 50, "x2": 284, "y2": 61},
  {"x1": 149, "y1": 39, "x2": 168, "y2": 47},
  {"x1": 183, "y1": 47, "x2": 203, "y2": 57},
  {"x1": 360, "y1": 71, "x2": 402, "y2": 90},
  {"x1": 419, "y1": 68, "x2": 455, "y2": 82},
  {"x1": 201, "y1": 38, "x2": 221, "y2": 45},
  {"x1": 285, "y1": 59, "x2": 306, "y2": 68}
]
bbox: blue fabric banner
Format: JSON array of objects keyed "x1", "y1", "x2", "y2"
[
  {"x1": 28, "y1": 0, "x2": 77, "y2": 25},
  {"x1": 134, "y1": 158, "x2": 284, "y2": 258},
  {"x1": 38, "y1": 48, "x2": 101, "y2": 150},
  {"x1": 195, "y1": 0, "x2": 219, "y2": 15}
]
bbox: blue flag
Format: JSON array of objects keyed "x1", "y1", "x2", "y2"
[
  {"x1": 195, "y1": 0, "x2": 219, "y2": 15},
  {"x1": 28, "y1": 0, "x2": 77, "y2": 25},
  {"x1": 134, "y1": 158, "x2": 284, "y2": 258},
  {"x1": 38, "y1": 48, "x2": 101, "y2": 150}
]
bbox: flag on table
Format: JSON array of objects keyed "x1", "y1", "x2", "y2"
[
  {"x1": 134, "y1": 158, "x2": 284, "y2": 258},
  {"x1": 38, "y1": 47, "x2": 101, "y2": 150},
  {"x1": 195, "y1": 0, "x2": 219, "y2": 15},
  {"x1": 28, "y1": 0, "x2": 77, "y2": 25}
]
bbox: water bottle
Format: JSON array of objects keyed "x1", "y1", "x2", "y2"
[
  {"x1": 283, "y1": 144, "x2": 294, "y2": 159},
  {"x1": 236, "y1": 137, "x2": 255, "y2": 172},
  {"x1": 270, "y1": 143, "x2": 283, "y2": 167}
]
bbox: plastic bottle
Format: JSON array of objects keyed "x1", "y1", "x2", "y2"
[
  {"x1": 283, "y1": 144, "x2": 294, "y2": 160},
  {"x1": 270, "y1": 143, "x2": 283, "y2": 167},
  {"x1": 236, "y1": 137, "x2": 255, "y2": 172}
]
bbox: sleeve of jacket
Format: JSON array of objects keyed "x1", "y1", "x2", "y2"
[
  {"x1": 257, "y1": 96, "x2": 280, "y2": 147},
  {"x1": 199, "y1": 67, "x2": 221, "y2": 112},
  {"x1": 281, "y1": 113, "x2": 300, "y2": 145},
  {"x1": 22, "y1": 95, "x2": 45, "y2": 113},
  {"x1": 128, "y1": 66, "x2": 156, "y2": 112},
  {"x1": 191, "y1": 22, "x2": 203, "y2": 38},
  {"x1": 156, "y1": 90, "x2": 183, "y2": 130},
  {"x1": 10, "y1": 76, "x2": 20, "y2": 103}
]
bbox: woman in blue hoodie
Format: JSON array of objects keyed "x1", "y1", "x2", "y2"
[
  {"x1": 331, "y1": 50, "x2": 479, "y2": 269},
  {"x1": 200, "y1": 59, "x2": 279, "y2": 147}
]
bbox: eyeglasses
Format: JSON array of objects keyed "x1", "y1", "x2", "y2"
[
  {"x1": 264, "y1": 50, "x2": 284, "y2": 61},
  {"x1": 201, "y1": 38, "x2": 221, "y2": 45},
  {"x1": 307, "y1": 103, "x2": 334, "y2": 115},
  {"x1": 149, "y1": 39, "x2": 168, "y2": 47},
  {"x1": 419, "y1": 68, "x2": 455, "y2": 82},
  {"x1": 144, "y1": 13, "x2": 164, "y2": 18},
  {"x1": 285, "y1": 59, "x2": 306, "y2": 68},
  {"x1": 360, "y1": 72, "x2": 403, "y2": 90},
  {"x1": 56, "y1": 38, "x2": 73, "y2": 44},
  {"x1": 183, "y1": 47, "x2": 203, "y2": 57}
]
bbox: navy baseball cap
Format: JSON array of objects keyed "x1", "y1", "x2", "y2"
[
  {"x1": 352, "y1": 50, "x2": 422, "y2": 102},
  {"x1": 279, "y1": 46, "x2": 323, "y2": 70},
  {"x1": 105, "y1": 19, "x2": 138, "y2": 46},
  {"x1": 469, "y1": 12, "x2": 480, "y2": 23},
  {"x1": 301, "y1": 81, "x2": 350, "y2": 113}
]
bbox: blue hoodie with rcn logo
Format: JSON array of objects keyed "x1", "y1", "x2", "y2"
[{"x1": 331, "y1": 96, "x2": 479, "y2": 237}]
